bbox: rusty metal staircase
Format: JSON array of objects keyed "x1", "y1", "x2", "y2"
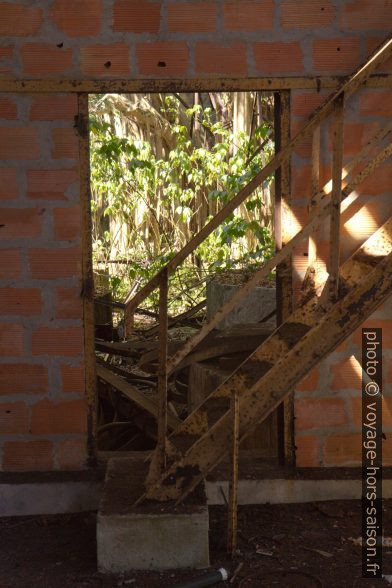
[{"x1": 122, "y1": 36, "x2": 392, "y2": 504}]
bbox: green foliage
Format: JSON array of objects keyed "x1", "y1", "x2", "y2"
[{"x1": 90, "y1": 94, "x2": 275, "y2": 310}]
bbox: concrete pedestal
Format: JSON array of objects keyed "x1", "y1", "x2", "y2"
[
  {"x1": 97, "y1": 457, "x2": 210, "y2": 572},
  {"x1": 207, "y1": 278, "x2": 276, "y2": 330}
]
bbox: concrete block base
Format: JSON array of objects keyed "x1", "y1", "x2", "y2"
[{"x1": 97, "y1": 457, "x2": 210, "y2": 572}]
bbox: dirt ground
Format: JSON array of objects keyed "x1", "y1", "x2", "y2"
[{"x1": 0, "y1": 500, "x2": 391, "y2": 587}]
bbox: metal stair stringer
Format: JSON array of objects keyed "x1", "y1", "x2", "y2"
[{"x1": 143, "y1": 218, "x2": 392, "y2": 502}]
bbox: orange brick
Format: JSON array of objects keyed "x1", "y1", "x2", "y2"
[
  {"x1": 55, "y1": 286, "x2": 83, "y2": 320},
  {"x1": 0, "y1": 401, "x2": 29, "y2": 434},
  {"x1": 0, "y1": 288, "x2": 41, "y2": 316},
  {"x1": 137, "y1": 42, "x2": 189, "y2": 76},
  {"x1": 353, "y1": 320, "x2": 392, "y2": 348},
  {"x1": 341, "y1": 0, "x2": 392, "y2": 31},
  {"x1": 324, "y1": 433, "x2": 361, "y2": 465},
  {"x1": 53, "y1": 205, "x2": 81, "y2": 241},
  {"x1": 57, "y1": 438, "x2": 86, "y2": 470},
  {"x1": 334, "y1": 339, "x2": 349, "y2": 354},
  {"x1": 0, "y1": 98, "x2": 16, "y2": 120},
  {"x1": 0, "y1": 127, "x2": 40, "y2": 160},
  {"x1": 0, "y1": 323, "x2": 23, "y2": 356},
  {"x1": 195, "y1": 42, "x2": 246, "y2": 75},
  {"x1": 366, "y1": 38, "x2": 392, "y2": 73},
  {"x1": 21, "y1": 44, "x2": 73, "y2": 76},
  {"x1": 27, "y1": 169, "x2": 78, "y2": 200},
  {"x1": 357, "y1": 162, "x2": 392, "y2": 195},
  {"x1": 29, "y1": 247, "x2": 81, "y2": 280},
  {"x1": 281, "y1": 0, "x2": 335, "y2": 28},
  {"x1": 292, "y1": 165, "x2": 312, "y2": 197},
  {"x1": 0, "y1": 3, "x2": 42, "y2": 36},
  {"x1": 0, "y1": 249, "x2": 21, "y2": 279},
  {"x1": 61, "y1": 364, "x2": 85, "y2": 394},
  {"x1": 0, "y1": 46, "x2": 12, "y2": 59},
  {"x1": 0, "y1": 364, "x2": 48, "y2": 395},
  {"x1": 0, "y1": 168, "x2": 18, "y2": 199},
  {"x1": 51, "y1": 128, "x2": 79, "y2": 159},
  {"x1": 30, "y1": 95, "x2": 78, "y2": 121},
  {"x1": 360, "y1": 91, "x2": 392, "y2": 118},
  {"x1": 0, "y1": 208, "x2": 43, "y2": 239},
  {"x1": 291, "y1": 119, "x2": 312, "y2": 158},
  {"x1": 313, "y1": 38, "x2": 360, "y2": 74},
  {"x1": 113, "y1": 0, "x2": 161, "y2": 33},
  {"x1": 331, "y1": 356, "x2": 362, "y2": 391},
  {"x1": 80, "y1": 43, "x2": 130, "y2": 77},
  {"x1": 223, "y1": 0, "x2": 273, "y2": 30},
  {"x1": 333, "y1": 122, "x2": 380, "y2": 157},
  {"x1": 295, "y1": 398, "x2": 346, "y2": 431},
  {"x1": 296, "y1": 366, "x2": 320, "y2": 392},
  {"x1": 351, "y1": 397, "x2": 392, "y2": 428},
  {"x1": 254, "y1": 42, "x2": 303, "y2": 74},
  {"x1": 292, "y1": 91, "x2": 331, "y2": 118},
  {"x1": 51, "y1": 0, "x2": 102, "y2": 37},
  {"x1": 168, "y1": 1, "x2": 217, "y2": 32},
  {"x1": 32, "y1": 326, "x2": 83, "y2": 357},
  {"x1": 388, "y1": 362, "x2": 392, "y2": 385},
  {"x1": 31, "y1": 399, "x2": 87, "y2": 434},
  {"x1": 2, "y1": 440, "x2": 53, "y2": 471},
  {"x1": 295, "y1": 435, "x2": 320, "y2": 467}
]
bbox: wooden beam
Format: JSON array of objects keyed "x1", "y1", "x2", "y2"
[
  {"x1": 96, "y1": 364, "x2": 181, "y2": 431},
  {"x1": 1, "y1": 75, "x2": 392, "y2": 93},
  {"x1": 328, "y1": 93, "x2": 345, "y2": 300}
]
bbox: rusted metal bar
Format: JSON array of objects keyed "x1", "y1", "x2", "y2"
[
  {"x1": 328, "y1": 93, "x2": 345, "y2": 300},
  {"x1": 308, "y1": 125, "x2": 321, "y2": 268},
  {"x1": 1, "y1": 75, "x2": 392, "y2": 94},
  {"x1": 165, "y1": 139, "x2": 392, "y2": 374},
  {"x1": 227, "y1": 390, "x2": 239, "y2": 558},
  {"x1": 274, "y1": 90, "x2": 293, "y2": 465},
  {"x1": 157, "y1": 268, "x2": 169, "y2": 473},
  {"x1": 77, "y1": 93, "x2": 96, "y2": 464},
  {"x1": 124, "y1": 35, "x2": 392, "y2": 325}
]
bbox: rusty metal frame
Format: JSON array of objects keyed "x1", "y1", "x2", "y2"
[{"x1": 1, "y1": 75, "x2": 392, "y2": 94}]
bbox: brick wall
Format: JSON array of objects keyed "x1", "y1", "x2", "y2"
[{"x1": 0, "y1": 0, "x2": 391, "y2": 471}]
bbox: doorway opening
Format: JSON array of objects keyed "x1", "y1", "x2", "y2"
[{"x1": 89, "y1": 91, "x2": 283, "y2": 465}]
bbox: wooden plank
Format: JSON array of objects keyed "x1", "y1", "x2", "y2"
[
  {"x1": 328, "y1": 93, "x2": 345, "y2": 300},
  {"x1": 124, "y1": 36, "x2": 392, "y2": 319},
  {"x1": 96, "y1": 364, "x2": 181, "y2": 431},
  {"x1": 1, "y1": 75, "x2": 392, "y2": 94},
  {"x1": 157, "y1": 270, "x2": 169, "y2": 472},
  {"x1": 166, "y1": 139, "x2": 392, "y2": 374},
  {"x1": 227, "y1": 390, "x2": 239, "y2": 557},
  {"x1": 77, "y1": 93, "x2": 96, "y2": 464}
]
